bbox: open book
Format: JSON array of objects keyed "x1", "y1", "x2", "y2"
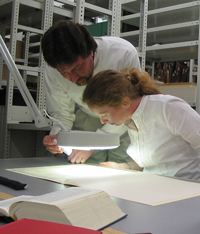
[{"x1": 0, "y1": 187, "x2": 126, "y2": 230}]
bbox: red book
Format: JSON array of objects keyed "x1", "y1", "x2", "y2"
[{"x1": 0, "y1": 218, "x2": 103, "y2": 234}]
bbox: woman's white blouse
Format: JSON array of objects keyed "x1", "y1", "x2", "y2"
[{"x1": 126, "y1": 94, "x2": 200, "y2": 180}]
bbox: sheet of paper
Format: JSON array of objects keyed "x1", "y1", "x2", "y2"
[{"x1": 7, "y1": 164, "x2": 200, "y2": 206}]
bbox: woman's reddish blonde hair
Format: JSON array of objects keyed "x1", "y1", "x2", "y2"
[{"x1": 83, "y1": 68, "x2": 162, "y2": 107}]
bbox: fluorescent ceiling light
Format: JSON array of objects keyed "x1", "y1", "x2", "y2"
[{"x1": 0, "y1": 35, "x2": 119, "y2": 150}]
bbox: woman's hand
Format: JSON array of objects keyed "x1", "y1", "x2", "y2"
[
  {"x1": 100, "y1": 161, "x2": 143, "y2": 171},
  {"x1": 100, "y1": 161, "x2": 123, "y2": 169}
]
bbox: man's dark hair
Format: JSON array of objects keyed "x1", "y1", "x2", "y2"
[{"x1": 41, "y1": 20, "x2": 98, "y2": 68}]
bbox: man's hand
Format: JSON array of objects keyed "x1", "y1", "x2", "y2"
[
  {"x1": 68, "y1": 150, "x2": 94, "y2": 164},
  {"x1": 43, "y1": 135, "x2": 63, "y2": 154}
]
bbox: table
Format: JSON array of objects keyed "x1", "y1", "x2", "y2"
[{"x1": 0, "y1": 157, "x2": 200, "y2": 234}]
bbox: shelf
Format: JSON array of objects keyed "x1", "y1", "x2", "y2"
[
  {"x1": 122, "y1": 21, "x2": 199, "y2": 47},
  {"x1": 0, "y1": 0, "x2": 44, "y2": 33},
  {"x1": 0, "y1": 0, "x2": 74, "y2": 35},
  {"x1": 147, "y1": 4, "x2": 199, "y2": 28},
  {"x1": 146, "y1": 22, "x2": 199, "y2": 46},
  {"x1": 146, "y1": 41, "x2": 198, "y2": 62},
  {"x1": 120, "y1": 0, "x2": 200, "y2": 63},
  {"x1": 7, "y1": 122, "x2": 50, "y2": 131},
  {"x1": 159, "y1": 82, "x2": 197, "y2": 106},
  {"x1": 148, "y1": 0, "x2": 197, "y2": 9}
]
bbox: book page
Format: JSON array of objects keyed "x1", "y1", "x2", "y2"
[
  {"x1": 8, "y1": 164, "x2": 134, "y2": 185},
  {"x1": 0, "y1": 195, "x2": 32, "y2": 216},
  {"x1": 25, "y1": 187, "x2": 101, "y2": 205},
  {"x1": 0, "y1": 188, "x2": 98, "y2": 217}
]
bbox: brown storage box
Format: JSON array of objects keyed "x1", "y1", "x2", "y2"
[
  {"x1": 2, "y1": 64, "x2": 9, "y2": 80},
  {"x1": 2, "y1": 40, "x2": 23, "y2": 80}
]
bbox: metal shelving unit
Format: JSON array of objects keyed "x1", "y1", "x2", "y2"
[
  {"x1": 119, "y1": 0, "x2": 200, "y2": 112},
  {"x1": 0, "y1": 0, "x2": 57, "y2": 158},
  {"x1": 1, "y1": 0, "x2": 200, "y2": 158}
]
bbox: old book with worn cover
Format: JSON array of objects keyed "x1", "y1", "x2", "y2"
[{"x1": 0, "y1": 187, "x2": 126, "y2": 230}]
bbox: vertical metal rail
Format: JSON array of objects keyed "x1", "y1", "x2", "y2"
[
  {"x1": 0, "y1": 106, "x2": 6, "y2": 159},
  {"x1": 0, "y1": 23, "x2": 6, "y2": 89},
  {"x1": 4, "y1": 0, "x2": 20, "y2": 158},
  {"x1": 195, "y1": 3, "x2": 200, "y2": 113},
  {"x1": 35, "y1": 0, "x2": 54, "y2": 157},
  {"x1": 138, "y1": 0, "x2": 148, "y2": 70},
  {"x1": 108, "y1": 0, "x2": 119, "y2": 36},
  {"x1": 22, "y1": 31, "x2": 30, "y2": 83},
  {"x1": 75, "y1": 0, "x2": 85, "y2": 24}
]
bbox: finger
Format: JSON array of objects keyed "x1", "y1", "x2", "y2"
[
  {"x1": 68, "y1": 150, "x2": 91, "y2": 164},
  {"x1": 43, "y1": 135, "x2": 58, "y2": 146},
  {"x1": 70, "y1": 157, "x2": 79, "y2": 164},
  {"x1": 67, "y1": 151, "x2": 75, "y2": 162},
  {"x1": 68, "y1": 154, "x2": 79, "y2": 164},
  {"x1": 80, "y1": 154, "x2": 92, "y2": 164},
  {"x1": 46, "y1": 145, "x2": 63, "y2": 154},
  {"x1": 71, "y1": 154, "x2": 83, "y2": 164},
  {"x1": 80, "y1": 157, "x2": 86, "y2": 163},
  {"x1": 100, "y1": 162, "x2": 113, "y2": 167},
  {"x1": 68, "y1": 150, "x2": 83, "y2": 163},
  {"x1": 100, "y1": 162, "x2": 109, "y2": 166}
]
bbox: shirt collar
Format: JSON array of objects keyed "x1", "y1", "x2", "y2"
[{"x1": 131, "y1": 95, "x2": 149, "y2": 119}]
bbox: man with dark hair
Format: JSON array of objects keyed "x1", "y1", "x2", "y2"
[{"x1": 41, "y1": 20, "x2": 140, "y2": 164}]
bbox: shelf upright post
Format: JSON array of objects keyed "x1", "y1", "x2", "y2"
[
  {"x1": 107, "y1": 0, "x2": 119, "y2": 36},
  {"x1": 0, "y1": 22, "x2": 6, "y2": 89},
  {"x1": 195, "y1": 4, "x2": 200, "y2": 114},
  {"x1": 38, "y1": 0, "x2": 54, "y2": 113},
  {"x1": 189, "y1": 59, "x2": 194, "y2": 83},
  {"x1": 3, "y1": 0, "x2": 20, "y2": 158},
  {"x1": 75, "y1": 0, "x2": 85, "y2": 24},
  {"x1": 138, "y1": 0, "x2": 148, "y2": 70},
  {"x1": 0, "y1": 22, "x2": 5, "y2": 154},
  {"x1": 35, "y1": 0, "x2": 54, "y2": 157},
  {"x1": 21, "y1": 32, "x2": 30, "y2": 83}
]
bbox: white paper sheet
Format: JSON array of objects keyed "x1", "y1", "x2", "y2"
[{"x1": 8, "y1": 164, "x2": 200, "y2": 206}]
